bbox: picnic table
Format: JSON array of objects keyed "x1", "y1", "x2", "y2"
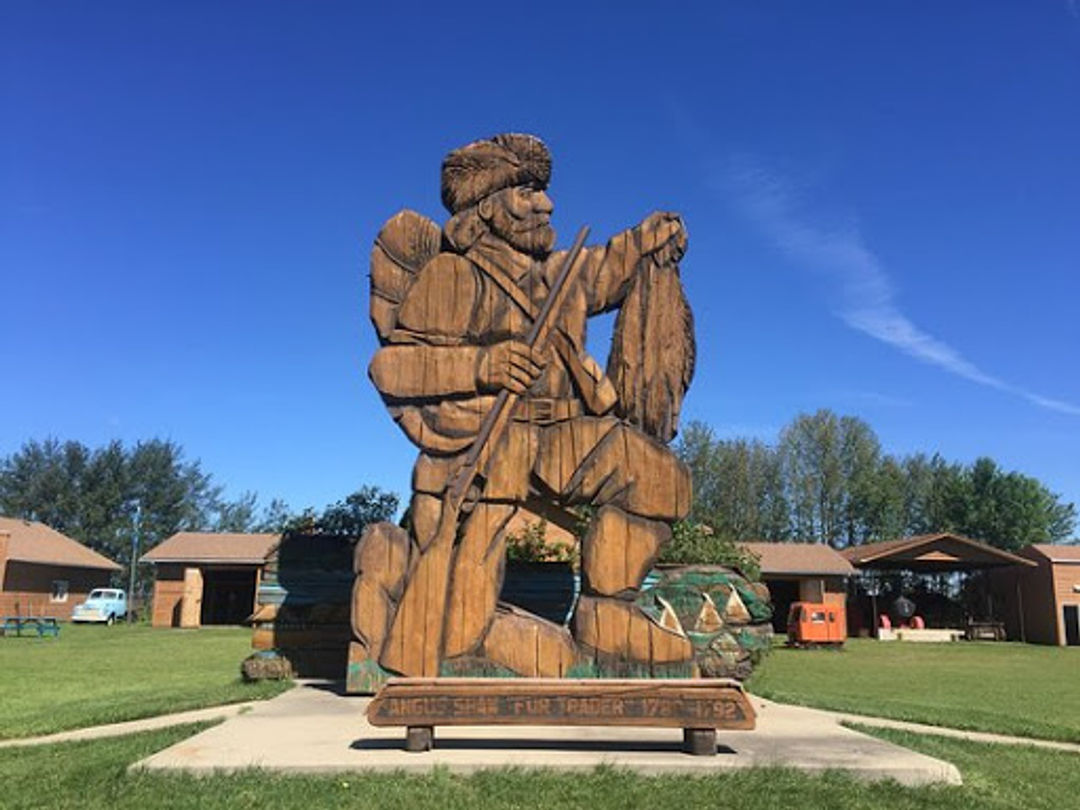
[{"x1": 1, "y1": 616, "x2": 60, "y2": 638}]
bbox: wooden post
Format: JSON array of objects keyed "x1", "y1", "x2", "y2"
[
  {"x1": 406, "y1": 726, "x2": 433, "y2": 752},
  {"x1": 252, "y1": 565, "x2": 262, "y2": 618},
  {"x1": 682, "y1": 728, "x2": 717, "y2": 756},
  {"x1": 180, "y1": 566, "x2": 203, "y2": 629}
]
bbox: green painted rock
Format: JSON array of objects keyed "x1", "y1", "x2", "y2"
[{"x1": 636, "y1": 565, "x2": 773, "y2": 680}]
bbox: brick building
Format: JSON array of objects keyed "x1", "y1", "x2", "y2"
[{"x1": 0, "y1": 516, "x2": 121, "y2": 619}]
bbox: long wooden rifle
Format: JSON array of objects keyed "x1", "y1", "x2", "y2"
[{"x1": 380, "y1": 226, "x2": 591, "y2": 676}]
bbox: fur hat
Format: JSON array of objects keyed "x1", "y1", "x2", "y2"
[{"x1": 440, "y1": 133, "x2": 551, "y2": 214}]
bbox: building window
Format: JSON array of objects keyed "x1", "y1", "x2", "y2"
[{"x1": 50, "y1": 580, "x2": 69, "y2": 603}]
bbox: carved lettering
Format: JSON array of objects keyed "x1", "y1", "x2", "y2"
[{"x1": 369, "y1": 681, "x2": 754, "y2": 731}]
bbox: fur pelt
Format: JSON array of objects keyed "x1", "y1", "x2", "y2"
[{"x1": 607, "y1": 259, "x2": 696, "y2": 443}]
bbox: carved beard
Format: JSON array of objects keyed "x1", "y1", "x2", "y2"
[{"x1": 488, "y1": 204, "x2": 556, "y2": 259}]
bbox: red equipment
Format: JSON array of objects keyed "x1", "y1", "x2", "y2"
[{"x1": 787, "y1": 602, "x2": 846, "y2": 647}]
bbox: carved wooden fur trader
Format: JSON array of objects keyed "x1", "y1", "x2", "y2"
[{"x1": 350, "y1": 133, "x2": 720, "y2": 691}]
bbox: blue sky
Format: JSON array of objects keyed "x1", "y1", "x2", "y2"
[{"x1": 3, "y1": 2, "x2": 1079, "y2": 522}]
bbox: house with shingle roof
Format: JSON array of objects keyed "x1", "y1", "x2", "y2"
[
  {"x1": 739, "y1": 541, "x2": 855, "y2": 632},
  {"x1": 141, "y1": 531, "x2": 280, "y2": 627},
  {"x1": 0, "y1": 516, "x2": 122, "y2": 619}
]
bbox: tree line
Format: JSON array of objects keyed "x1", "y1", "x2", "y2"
[
  {"x1": 677, "y1": 409, "x2": 1076, "y2": 551},
  {"x1": 2, "y1": 409, "x2": 1074, "y2": 591},
  {"x1": 0, "y1": 438, "x2": 398, "y2": 594}
]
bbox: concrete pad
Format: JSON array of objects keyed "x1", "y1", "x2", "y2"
[{"x1": 134, "y1": 683, "x2": 961, "y2": 786}]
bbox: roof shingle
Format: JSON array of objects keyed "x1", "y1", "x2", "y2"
[
  {"x1": 1026, "y1": 543, "x2": 1080, "y2": 563},
  {"x1": 140, "y1": 532, "x2": 280, "y2": 564},
  {"x1": 739, "y1": 542, "x2": 855, "y2": 576},
  {"x1": 0, "y1": 517, "x2": 122, "y2": 571}
]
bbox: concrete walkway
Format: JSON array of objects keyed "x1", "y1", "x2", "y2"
[
  {"x1": 0, "y1": 703, "x2": 257, "y2": 749},
  {"x1": 6, "y1": 686, "x2": 1075, "y2": 763},
  {"x1": 825, "y1": 710, "x2": 1080, "y2": 754},
  {"x1": 132, "y1": 683, "x2": 963, "y2": 786}
]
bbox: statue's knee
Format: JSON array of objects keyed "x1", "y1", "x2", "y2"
[
  {"x1": 582, "y1": 506, "x2": 669, "y2": 596},
  {"x1": 618, "y1": 429, "x2": 692, "y2": 521}
]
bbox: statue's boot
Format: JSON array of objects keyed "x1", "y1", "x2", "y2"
[
  {"x1": 444, "y1": 602, "x2": 581, "y2": 677},
  {"x1": 572, "y1": 505, "x2": 694, "y2": 671},
  {"x1": 348, "y1": 520, "x2": 413, "y2": 691}
]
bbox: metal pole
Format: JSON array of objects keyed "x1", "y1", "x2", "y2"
[{"x1": 128, "y1": 504, "x2": 140, "y2": 623}]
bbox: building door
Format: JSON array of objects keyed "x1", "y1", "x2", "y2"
[
  {"x1": 200, "y1": 568, "x2": 257, "y2": 625},
  {"x1": 765, "y1": 579, "x2": 800, "y2": 634},
  {"x1": 1064, "y1": 605, "x2": 1080, "y2": 646}
]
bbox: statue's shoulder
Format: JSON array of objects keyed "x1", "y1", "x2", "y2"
[
  {"x1": 370, "y1": 209, "x2": 480, "y2": 342},
  {"x1": 396, "y1": 251, "x2": 480, "y2": 337}
]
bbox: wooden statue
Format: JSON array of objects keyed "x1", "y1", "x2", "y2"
[{"x1": 350, "y1": 133, "x2": 740, "y2": 691}]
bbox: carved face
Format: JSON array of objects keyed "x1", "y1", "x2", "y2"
[{"x1": 485, "y1": 184, "x2": 556, "y2": 258}]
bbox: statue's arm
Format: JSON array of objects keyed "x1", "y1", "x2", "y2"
[
  {"x1": 368, "y1": 254, "x2": 546, "y2": 400},
  {"x1": 580, "y1": 212, "x2": 687, "y2": 315},
  {"x1": 369, "y1": 255, "x2": 482, "y2": 400}
]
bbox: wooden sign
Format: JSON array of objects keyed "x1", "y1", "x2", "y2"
[
  {"x1": 369, "y1": 678, "x2": 754, "y2": 728},
  {"x1": 367, "y1": 678, "x2": 754, "y2": 755}
]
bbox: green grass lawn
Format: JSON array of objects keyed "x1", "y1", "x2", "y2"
[
  {"x1": 1, "y1": 721, "x2": 1076, "y2": 810},
  {"x1": 747, "y1": 638, "x2": 1080, "y2": 743},
  {"x1": 0, "y1": 624, "x2": 289, "y2": 740}
]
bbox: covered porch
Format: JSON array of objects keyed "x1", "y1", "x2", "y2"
[{"x1": 841, "y1": 533, "x2": 1036, "y2": 641}]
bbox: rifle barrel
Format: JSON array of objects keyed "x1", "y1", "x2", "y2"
[{"x1": 447, "y1": 225, "x2": 591, "y2": 509}]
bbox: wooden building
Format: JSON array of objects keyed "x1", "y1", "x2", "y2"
[
  {"x1": 842, "y1": 533, "x2": 1035, "y2": 639},
  {"x1": 739, "y1": 542, "x2": 855, "y2": 633},
  {"x1": 141, "y1": 532, "x2": 279, "y2": 628},
  {"x1": 990, "y1": 544, "x2": 1080, "y2": 646},
  {"x1": 0, "y1": 516, "x2": 121, "y2": 619}
]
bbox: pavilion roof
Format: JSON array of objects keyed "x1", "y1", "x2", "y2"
[{"x1": 841, "y1": 533, "x2": 1036, "y2": 571}]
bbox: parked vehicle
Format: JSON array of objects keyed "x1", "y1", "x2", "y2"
[
  {"x1": 787, "y1": 601, "x2": 846, "y2": 647},
  {"x1": 71, "y1": 588, "x2": 128, "y2": 624}
]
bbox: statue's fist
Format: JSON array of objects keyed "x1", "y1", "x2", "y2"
[
  {"x1": 476, "y1": 340, "x2": 547, "y2": 395},
  {"x1": 639, "y1": 211, "x2": 687, "y2": 265}
]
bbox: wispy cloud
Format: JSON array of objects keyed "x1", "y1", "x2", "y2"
[
  {"x1": 720, "y1": 155, "x2": 1080, "y2": 417},
  {"x1": 834, "y1": 390, "x2": 914, "y2": 409}
]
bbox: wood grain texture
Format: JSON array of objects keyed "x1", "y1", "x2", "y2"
[
  {"x1": 351, "y1": 522, "x2": 411, "y2": 660},
  {"x1": 367, "y1": 677, "x2": 755, "y2": 730},
  {"x1": 347, "y1": 134, "x2": 735, "y2": 688},
  {"x1": 608, "y1": 256, "x2": 694, "y2": 443},
  {"x1": 179, "y1": 566, "x2": 202, "y2": 629},
  {"x1": 573, "y1": 594, "x2": 693, "y2": 665},
  {"x1": 379, "y1": 506, "x2": 454, "y2": 677},
  {"x1": 442, "y1": 502, "x2": 516, "y2": 658},
  {"x1": 581, "y1": 506, "x2": 668, "y2": 597},
  {"x1": 480, "y1": 604, "x2": 579, "y2": 677}
]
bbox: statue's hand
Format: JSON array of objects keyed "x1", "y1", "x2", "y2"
[
  {"x1": 639, "y1": 211, "x2": 687, "y2": 265},
  {"x1": 476, "y1": 340, "x2": 547, "y2": 395}
]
